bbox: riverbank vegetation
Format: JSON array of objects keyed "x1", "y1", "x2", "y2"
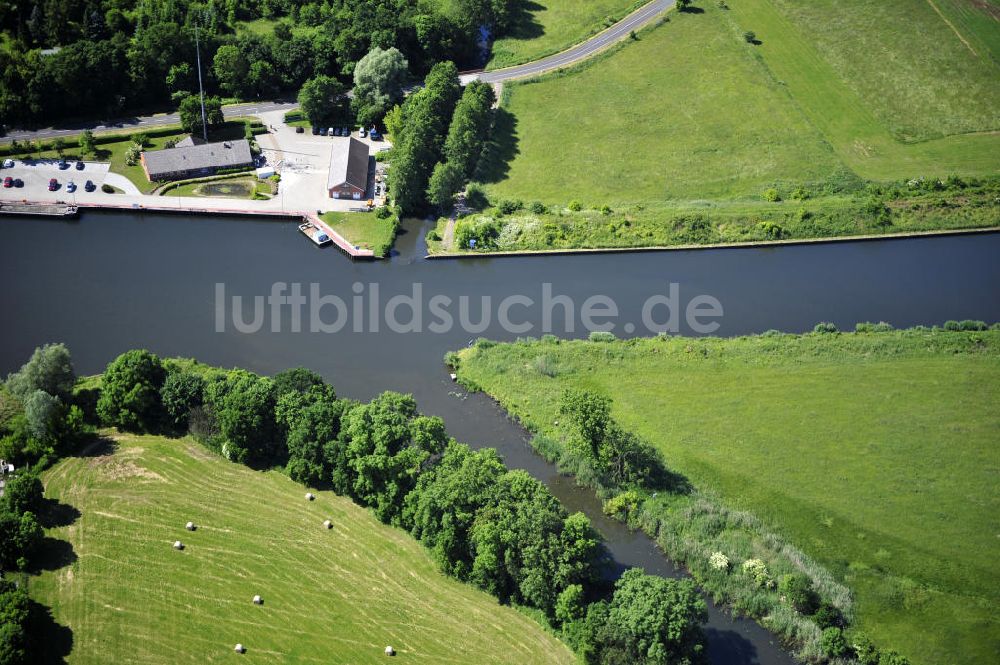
[
  {"x1": 3, "y1": 344, "x2": 710, "y2": 663},
  {"x1": 320, "y1": 210, "x2": 400, "y2": 257},
  {"x1": 472, "y1": 1, "x2": 1000, "y2": 252},
  {"x1": 449, "y1": 326, "x2": 1000, "y2": 664},
  {"x1": 432, "y1": 175, "x2": 1000, "y2": 252}
]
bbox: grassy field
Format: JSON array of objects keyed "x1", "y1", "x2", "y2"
[
  {"x1": 31, "y1": 432, "x2": 575, "y2": 664},
  {"x1": 454, "y1": 329, "x2": 1000, "y2": 664},
  {"x1": 480, "y1": 2, "x2": 1000, "y2": 209},
  {"x1": 321, "y1": 211, "x2": 399, "y2": 257},
  {"x1": 486, "y1": 0, "x2": 643, "y2": 69}
]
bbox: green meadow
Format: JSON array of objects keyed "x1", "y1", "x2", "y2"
[
  {"x1": 320, "y1": 211, "x2": 400, "y2": 257},
  {"x1": 486, "y1": 0, "x2": 643, "y2": 69},
  {"x1": 479, "y1": 1, "x2": 1000, "y2": 207},
  {"x1": 454, "y1": 329, "x2": 1000, "y2": 664},
  {"x1": 31, "y1": 433, "x2": 574, "y2": 664}
]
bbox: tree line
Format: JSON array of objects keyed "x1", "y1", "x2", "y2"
[
  {"x1": 0, "y1": 0, "x2": 520, "y2": 128},
  {"x1": 0, "y1": 344, "x2": 709, "y2": 664}
]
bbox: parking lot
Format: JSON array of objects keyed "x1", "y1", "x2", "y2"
[{"x1": 0, "y1": 158, "x2": 114, "y2": 202}]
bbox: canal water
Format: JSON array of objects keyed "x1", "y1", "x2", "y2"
[{"x1": 2, "y1": 212, "x2": 999, "y2": 664}]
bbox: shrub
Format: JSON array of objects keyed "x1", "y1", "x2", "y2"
[
  {"x1": 496, "y1": 198, "x2": 523, "y2": 215},
  {"x1": 958, "y1": 319, "x2": 987, "y2": 331},
  {"x1": 943, "y1": 320, "x2": 961, "y2": 331},
  {"x1": 600, "y1": 205, "x2": 612, "y2": 215},
  {"x1": 778, "y1": 573, "x2": 819, "y2": 614},
  {"x1": 603, "y1": 490, "x2": 642, "y2": 520},
  {"x1": 375, "y1": 205, "x2": 392, "y2": 219},
  {"x1": 819, "y1": 627, "x2": 849, "y2": 657},
  {"x1": 744, "y1": 31, "x2": 757, "y2": 44},
  {"x1": 813, "y1": 601, "x2": 844, "y2": 629},
  {"x1": 741, "y1": 559, "x2": 771, "y2": 589},
  {"x1": 97, "y1": 349, "x2": 167, "y2": 432},
  {"x1": 568, "y1": 200, "x2": 583, "y2": 212},
  {"x1": 709, "y1": 551, "x2": 730, "y2": 571},
  {"x1": 762, "y1": 188, "x2": 781, "y2": 202},
  {"x1": 855, "y1": 321, "x2": 895, "y2": 333},
  {"x1": 530, "y1": 201, "x2": 547, "y2": 214},
  {"x1": 758, "y1": 221, "x2": 784, "y2": 240},
  {"x1": 465, "y1": 183, "x2": 489, "y2": 209},
  {"x1": 588, "y1": 331, "x2": 617, "y2": 342},
  {"x1": 813, "y1": 322, "x2": 838, "y2": 334}
]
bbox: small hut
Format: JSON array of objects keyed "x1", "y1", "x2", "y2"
[
  {"x1": 186, "y1": 521, "x2": 196, "y2": 531},
  {"x1": 323, "y1": 519, "x2": 332, "y2": 529},
  {"x1": 252, "y1": 595, "x2": 263, "y2": 605},
  {"x1": 305, "y1": 492, "x2": 315, "y2": 501},
  {"x1": 173, "y1": 541, "x2": 184, "y2": 550},
  {"x1": 234, "y1": 643, "x2": 246, "y2": 654},
  {"x1": 385, "y1": 646, "x2": 395, "y2": 657}
]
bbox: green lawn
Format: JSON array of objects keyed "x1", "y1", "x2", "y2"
[
  {"x1": 320, "y1": 211, "x2": 399, "y2": 257},
  {"x1": 454, "y1": 329, "x2": 1000, "y2": 665},
  {"x1": 31, "y1": 432, "x2": 575, "y2": 664},
  {"x1": 167, "y1": 178, "x2": 258, "y2": 199},
  {"x1": 481, "y1": 7, "x2": 849, "y2": 204},
  {"x1": 486, "y1": 0, "x2": 644, "y2": 69}
]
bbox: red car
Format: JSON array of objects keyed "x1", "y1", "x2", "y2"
[
  {"x1": 48, "y1": 178, "x2": 58, "y2": 191},
  {"x1": 2, "y1": 176, "x2": 11, "y2": 188}
]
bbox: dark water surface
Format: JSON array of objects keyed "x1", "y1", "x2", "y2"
[{"x1": 3, "y1": 212, "x2": 999, "y2": 664}]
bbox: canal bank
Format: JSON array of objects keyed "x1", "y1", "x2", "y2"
[{"x1": 2, "y1": 212, "x2": 999, "y2": 664}]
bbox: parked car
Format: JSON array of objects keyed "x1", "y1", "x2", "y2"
[
  {"x1": 14, "y1": 178, "x2": 22, "y2": 187},
  {"x1": 369, "y1": 128, "x2": 381, "y2": 141},
  {"x1": 2, "y1": 159, "x2": 13, "y2": 168},
  {"x1": 48, "y1": 178, "x2": 58, "y2": 191},
  {"x1": 3, "y1": 176, "x2": 12, "y2": 188},
  {"x1": 66, "y1": 181, "x2": 77, "y2": 192},
  {"x1": 328, "y1": 127, "x2": 336, "y2": 136},
  {"x1": 295, "y1": 126, "x2": 304, "y2": 133},
  {"x1": 319, "y1": 127, "x2": 328, "y2": 136},
  {"x1": 58, "y1": 160, "x2": 69, "y2": 170},
  {"x1": 84, "y1": 180, "x2": 95, "y2": 192},
  {"x1": 341, "y1": 127, "x2": 350, "y2": 136},
  {"x1": 357, "y1": 127, "x2": 367, "y2": 138},
  {"x1": 75, "y1": 161, "x2": 84, "y2": 170},
  {"x1": 311, "y1": 126, "x2": 320, "y2": 135}
]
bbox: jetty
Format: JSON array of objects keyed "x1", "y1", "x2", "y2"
[{"x1": 0, "y1": 201, "x2": 78, "y2": 218}]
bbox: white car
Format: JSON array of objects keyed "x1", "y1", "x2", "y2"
[
  {"x1": 357, "y1": 128, "x2": 367, "y2": 138},
  {"x1": 2, "y1": 159, "x2": 13, "y2": 168}
]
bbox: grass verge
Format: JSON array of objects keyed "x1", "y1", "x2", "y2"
[{"x1": 320, "y1": 210, "x2": 399, "y2": 257}]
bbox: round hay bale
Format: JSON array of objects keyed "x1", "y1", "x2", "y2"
[
  {"x1": 252, "y1": 595, "x2": 263, "y2": 605},
  {"x1": 323, "y1": 519, "x2": 332, "y2": 529},
  {"x1": 173, "y1": 541, "x2": 184, "y2": 550},
  {"x1": 385, "y1": 645, "x2": 395, "y2": 656},
  {"x1": 234, "y1": 643, "x2": 245, "y2": 654},
  {"x1": 186, "y1": 521, "x2": 196, "y2": 531},
  {"x1": 305, "y1": 492, "x2": 315, "y2": 501}
]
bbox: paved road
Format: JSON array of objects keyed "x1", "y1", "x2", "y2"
[
  {"x1": 468, "y1": 0, "x2": 673, "y2": 83},
  {"x1": 0, "y1": 101, "x2": 299, "y2": 145},
  {"x1": 1, "y1": 1, "x2": 672, "y2": 143}
]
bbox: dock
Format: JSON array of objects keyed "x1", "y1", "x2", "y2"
[{"x1": 0, "y1": 201, "x2": 78, "y2": 218}]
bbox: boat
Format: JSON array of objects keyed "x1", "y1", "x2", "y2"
[{"x1": 298, "y1": 221, "x2": 332, "y2": 247}]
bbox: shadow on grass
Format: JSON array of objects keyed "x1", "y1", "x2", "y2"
[
  {"x1": 37, "y1": 497, "x2": 81, "y2": 529},
  {"x1": 27, "y1": 537, "x2": 78, "y2": 574},
  {"x1": 28, "y1": 598, "x2": 73, "y2": 664},
  {"x1": 473, "y1": 107, "x2": 519, "y2": 185},
  {"x1": 680, "y1": 5, "x2": 706, "y2": 13},
  {"x1": 504, "y1": 0, "x2": 545, "y2": 41},
  {"x1": 76, "y1": 435, "x2": 115, "y2": 459}
]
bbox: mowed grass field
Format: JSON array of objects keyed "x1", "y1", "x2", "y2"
[
  {"x1": 31, "y1": 433, "x2": 575, "y2": 664},
  {"x1": 482, "y1": 5, "x2": 849, "y2": 204},
  {"x1": 454, "y1": 331, "x2": 1000, "y2": 664},
  {"x1": 486, "y1": 0, "x2": 644, "y2": 69},
  {"x1": 482, "y1": 1, "x2": 1000, "y2": 206},
  {"x1": 320, "y1": 211, "x2": 398, "y2": 257}
]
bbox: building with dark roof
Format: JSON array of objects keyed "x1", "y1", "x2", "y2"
[
  {"x1": 140, "y1": 138, "x2": 253, "y2": 182},
  {"x1": 327, "y1": 138, "x2": 369, "y2": 199}
]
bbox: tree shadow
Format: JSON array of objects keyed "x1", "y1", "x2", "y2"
[
  {"x1": 28, "y1": 598, "x2": 74, "y2": 664},
  {"x1": 76, "y1": 436, "x2": 115, "y2": 459},
  {"x1": 26, "y1": 537, "x2": 78, "y2": 574},
  {"x1": 680, "y1": 6, "x2": 706, "y2": 13},
  {"x1": 473, "y1": 107, "x2": 519, "y2": 185},
  {"x1": 37, "y1": 497, "x2": 81, "y2": 529},
  {"x1": 503, "y1": 1, "x2": 545, "y2": 41},
  {"x1": 703, "y1": 626, "x2": 759, "y2": 665}
]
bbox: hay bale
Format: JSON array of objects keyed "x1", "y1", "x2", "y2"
[
  {"x1": 323, "y1": 519, "x2": 332, "y2": 529},
  {"x1": 305, "y1": 492, "x2": 315, "y2": 501},
  {"x1": 186, "y1": 521, "x2": 196, "y2": 531},
  {"x1": 385, "y1": 646, "x2": 395, "y2": 656},
  {"x1": 252, "y1": 595, "x2": 263, "y2": 605},
  {"x1": 173, "y1": 541, "x2": 184, "y2": 550},
  {"x1": 234, "y1": 643, "x2": 246, "y2": 654}
]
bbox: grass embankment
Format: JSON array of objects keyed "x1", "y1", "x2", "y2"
[
  {"x1": 320, "y1": 211, "x2": 399, "y2": 257},
  {"x1": 469, "y1": 2, "x2": 1000, "y2": 252},
  {"x1": 452, "y1": 329, "x2": 1000, "y2": 664},
  {"x1": 485, "y1": 0, "x2": 644, "y2": 69},
  {"x1": 31, "y1": 432, "x2": 575, "y2": 664}
]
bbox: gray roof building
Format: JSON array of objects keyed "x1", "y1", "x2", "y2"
[
  {"x1": 141, "y1": 139, "x2": 253, "y2": 181},
  {"x1": 327, "y1": 138, "x2": 369, "y2": 198}
]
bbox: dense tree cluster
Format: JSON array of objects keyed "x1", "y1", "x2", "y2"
[
  {"x1": 427, "y1": 80, "x2": 496, "y2": 210},
  {"x1": 0, "y1": 0, "x2": 521, "y2": 128},
  {"x1": 0, "y1": 578, "x2": 31, "y2": 665}
]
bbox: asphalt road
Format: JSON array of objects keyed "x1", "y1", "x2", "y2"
[{"x1": 1, "y1": 0, "x2": 672, "y2": 143}]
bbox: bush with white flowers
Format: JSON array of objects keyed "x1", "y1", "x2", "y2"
[
  {"x1": 741, "y1": 558, "x2": 771, "y2": 588},
  {"x1": 709, "y1": 551, "x2": 730, "y2": 571}
]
